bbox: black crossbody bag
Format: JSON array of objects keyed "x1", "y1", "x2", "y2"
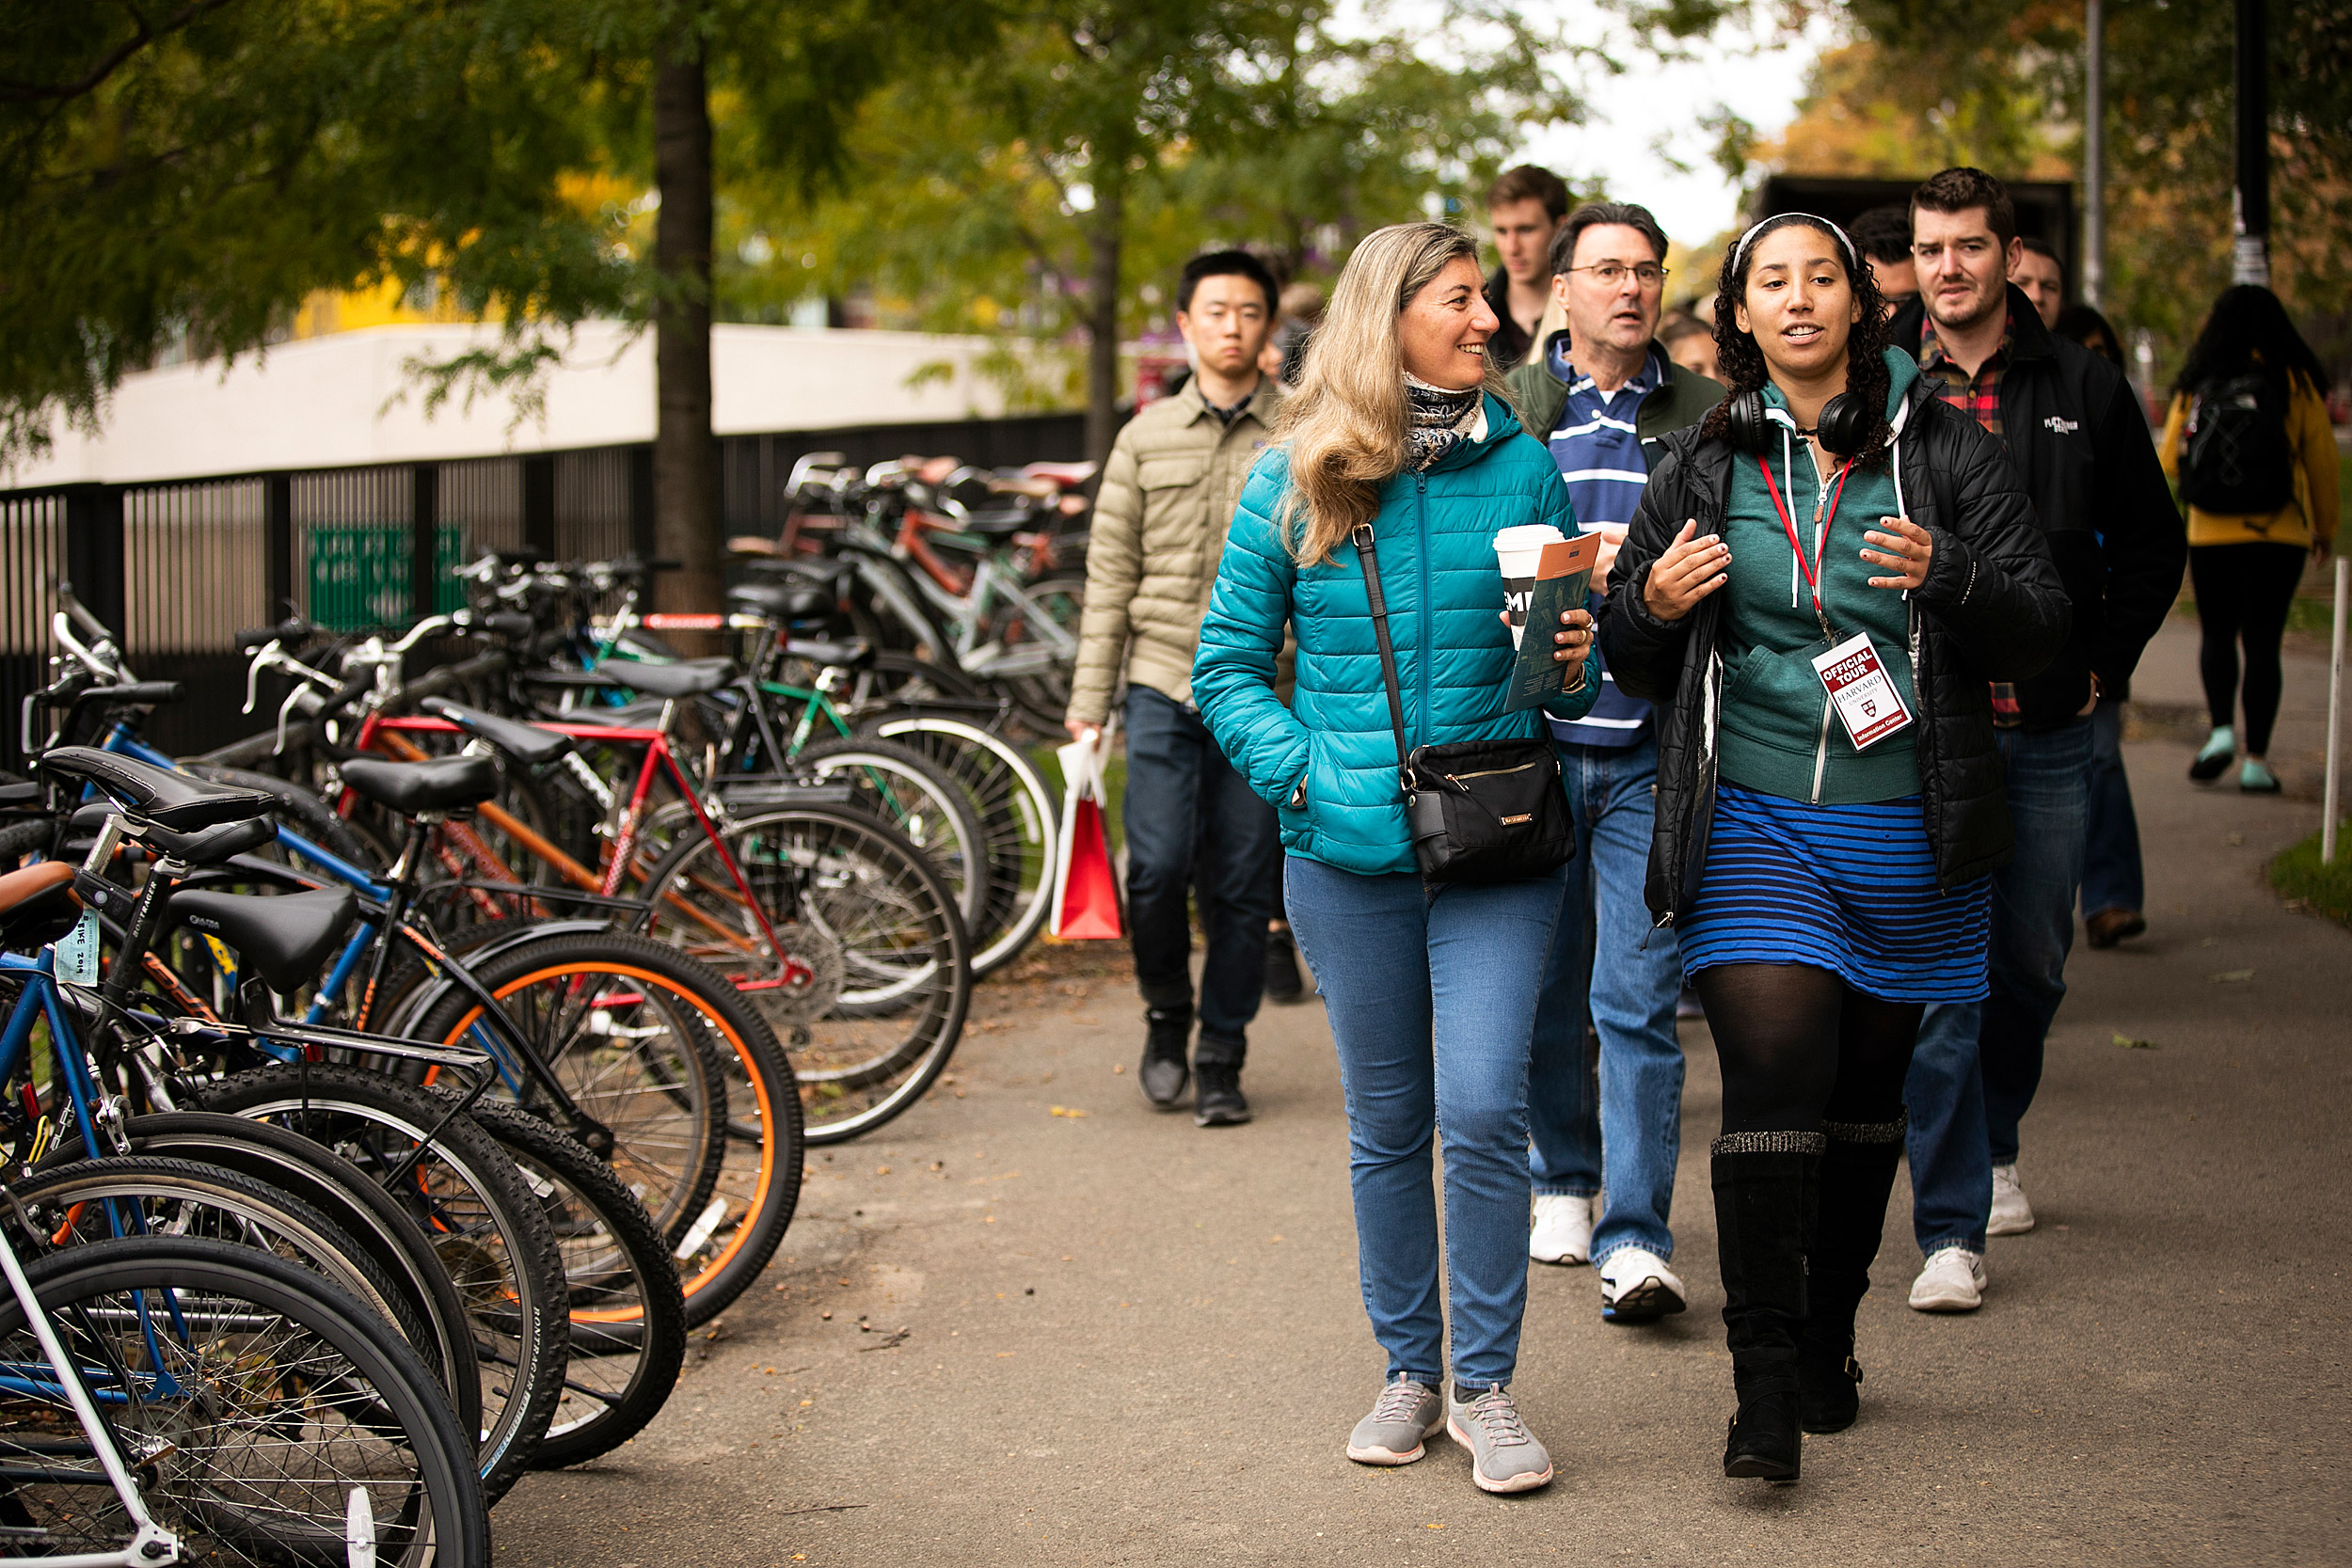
[{"x1": 1351, "y1": 522, "x2": 1575, "y2": 884}]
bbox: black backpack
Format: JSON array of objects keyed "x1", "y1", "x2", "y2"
[{"x1": 2181, "y1": 372, "x2": 2296, "y2": 515}]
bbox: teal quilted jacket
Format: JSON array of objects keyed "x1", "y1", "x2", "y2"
[{"x1": 1192, "y1": 392, "x2": 1597, "y2": 876}]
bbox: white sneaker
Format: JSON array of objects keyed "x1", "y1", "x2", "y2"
[
  {"x1": 1529, "y1": 1194, "x2": 1594, "y2": 1265},
  {"x1": 1908, "y1": 1245, "x2": 1988, "y2": 1312},
  {"x1": 1989, "y1": 1164, "x2": 2036, "y2": 1236},
  {"x1": 1598, "y1": 1247, "x2": 1686, "y2": 1323}
]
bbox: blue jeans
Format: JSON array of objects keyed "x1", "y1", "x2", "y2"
[
  {"x1": 1284, "y1": 854, "x2": 1567, "y2": 1389},
  {"x1": 1121, "y1": 687, "x2": 1281, "y2": 1065},
  {"x1": 1906, "y1": 718, "x2": 2091, "y2": 1253},
  {"x1": 1526, "y1": 738, "x2": 1686, "y2": 1266},
  {"x1": 2080, "y1": 699, "x2": 2144, "y2": 917}
]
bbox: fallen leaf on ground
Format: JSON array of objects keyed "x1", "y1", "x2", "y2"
[
  {"x1": 2210, "y1": 969, "x2": 2254, "y2": 983},
  {"x1": 1048, "y1": 1105, "x2": 1088, "y2": 1117},
  {"x1": 2113, "y1": 1034, "x2": 2159, "y2": 1049}
]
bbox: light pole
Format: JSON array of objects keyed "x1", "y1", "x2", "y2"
[
  {"x1": 2232, "y1": 0, "x2": 2270, "y2": 286},
  {"x1": 2084, "y1": 0, "x2": 2105, "y2": 308}
]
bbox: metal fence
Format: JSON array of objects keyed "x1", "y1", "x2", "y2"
[{"x1": 0, "y1": 413, "x2": 1087, "y2": 770}]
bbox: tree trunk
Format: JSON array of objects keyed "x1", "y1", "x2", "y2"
[
  {"x1": 1083, "y1": 183, "x2": 1124, "y2": 469},
  {"x1": 652, "y1": 34, "x2": 720, "y2": 619}
]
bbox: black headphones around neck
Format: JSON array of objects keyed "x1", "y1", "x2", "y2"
[{"x1": 1724, "y1": 388, "x2": 1873, "y2": 459}]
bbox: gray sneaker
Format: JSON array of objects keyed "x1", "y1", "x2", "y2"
[
  {"x1": 1447, "y1": 1385, "x2": 1554, "y2": 1494},
  {"x1": 1346, "y1": 1377, "x2": 1443, "y2": 1465}
]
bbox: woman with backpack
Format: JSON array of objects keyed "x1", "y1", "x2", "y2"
[
  {"x1": 1192, "y1": 222, "x2": 1598, "y2": 1496},
  {"x1": 2161, "y1": 285, "x2": 2340, "y2": 793},
  {"x1": 1601, "y1": 213, "x2": 2066, "y2": 1484}
]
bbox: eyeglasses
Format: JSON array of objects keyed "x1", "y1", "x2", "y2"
[{"x1": 1565, "y1": 262, "x2": 1669, "y2": 289}]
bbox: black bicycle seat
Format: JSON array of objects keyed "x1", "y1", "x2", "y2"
[
  {"x1": 593, "y1": 657, "x2": 737, "y2": 699},
  {"x1": 746, "y1": 555, "x2": 855, "y2": 589},
  {"x1": 557, "y1": 699, "x2": 670, "y2": 732},
  {"x1": 171, "y1": 886, "x2": 358, "y2": 995},
  {"x1": 726, "y1": 580, "x2": 833, "y2": 623},
  {"x1": 36, "y1": 747, "x2": 276, "y2": 832},
  {"x1": 340, "y1": 755, "x2": 500, "y2": 816},
  {"x1": 421, "y1": 698, "x2": 575, "y2": 768},
  {"x1": 781, "y1": 638, "x2": 875, "y2": 672}
]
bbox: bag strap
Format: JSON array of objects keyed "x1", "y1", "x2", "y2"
[{"x1": 1350, "y1": 523, "x2": 1414, "y2": 795}]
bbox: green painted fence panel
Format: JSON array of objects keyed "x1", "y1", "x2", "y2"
[{"x1": 305, "y1": 524, "x2": 468, "y2": 630}]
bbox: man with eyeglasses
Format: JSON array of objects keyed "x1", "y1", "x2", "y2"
[
  {"x1": 1891, "y1": 166, "x2": 2183, "y2": 1315},
  {"x1": 1503, "y1": 201, "x2": 1722, "y2": 1325}
]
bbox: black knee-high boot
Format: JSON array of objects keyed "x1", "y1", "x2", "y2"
[
  {"x1": 1797, "y1": 1115, "x2": 1907, "y2": 1433},
  {"x1": 1710, "y1": 1132, "x2": 1821, "y2": 1482}
]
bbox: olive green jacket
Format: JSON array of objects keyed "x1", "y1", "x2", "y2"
[
  {"x1": 1502, "y1": 331, "x2": 1724, "y2": 456},
  {"x1": 1066, "y1": 377, "x2": 1283, "y2": 726}
]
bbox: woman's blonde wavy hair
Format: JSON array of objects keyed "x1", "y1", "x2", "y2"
[{"x1": 1278, "y1": 222, "x2": 1513, "y2": 564}]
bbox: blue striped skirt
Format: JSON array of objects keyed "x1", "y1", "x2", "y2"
[{"x1": 1677, "y1": 783, "x2": 1992, "y2": 1004}]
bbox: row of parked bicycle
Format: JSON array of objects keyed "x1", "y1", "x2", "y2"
[{"x1": 0, "y1": 522, "x2": 1081, "y2": 1563}]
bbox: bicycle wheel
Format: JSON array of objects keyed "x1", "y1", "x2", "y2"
[
  {"x1": 466, "y1": 1100, "x2": 687, "y2": 1467},
  {"x1": 638, "y1": 802, "x2": 971, "y2": 1144},
  {"x1": 995, "y1": 572, "x2": 1084, "y2": 735},
  {"x1": 44, "y1": 1110, "x2": 485, "y2": 1453},
  {"x1": 0, "y1": 1235, "x2": 489, "y2": 1567},
  {"x1": 193, "y1": 1064, "x2": 567, "y2": 1503},
  {"x1": 860, "y1": 713, "x2": 1057, "y2": 976},
  {"x1": 792, "y1": 735, "x2": 987, "y2": 926},
  {"x1": 408, "y1": 928, "x2": 729, "y2": 1243},
  {"x1": 411, "y1": 929, "x2": 803, "y2": 1328},
  {"x1": 9, "y1": 1154, "x2": 434, "y2": 1373}
]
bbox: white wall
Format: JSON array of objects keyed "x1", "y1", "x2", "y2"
[{"x1": 6, "y1": 322, "x2": 1043, "y2": 488}]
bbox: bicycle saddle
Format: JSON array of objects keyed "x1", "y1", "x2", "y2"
[
  {"x1": 0, "y1": 863, "x2": 79, "y2": 953},
  {"x1": 593, "y1": 657, "x2": 737, "y2": 699},
  {"x1": 171, "y1": 886, "x2": 358, "y2": 996},
  {"x1": 36, "y1": 746, "x2": 275, "y2": 832},
  {"x1": 1024, "y1": 460, "x2": 1099, "y2": 486},
  {"x1": 340, "y1": 754, "x2": 501, "y2": 816},
  {"x1": 745, "y1": 555, "x2": 855, "y2": 590},
  {"x1": 60, "y1": 801, "x2": 275, "y2": 864},
  {"x1": 421, "y1": 698, "x2": 575, "y2": 768},
  {"x1": 726, "y1": 580, "x2": 832, "y2": 623},
  {"x1": 781, "y1": 638, "x2": 875, "y2": 672}
]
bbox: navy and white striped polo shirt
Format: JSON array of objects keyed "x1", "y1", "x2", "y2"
[{"x1": 1542, "y1": 341, "x2": 1664, "y2": 749}]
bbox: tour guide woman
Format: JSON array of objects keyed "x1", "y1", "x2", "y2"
[
  {"x1": 1193, "y1": 222, "x2": 1597, "y2": 1496},
  {"x1": 1601, "y1": 213, "x2": 2066, "y2": 1483}
]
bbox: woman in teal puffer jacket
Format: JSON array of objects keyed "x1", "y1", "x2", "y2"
[{"x1": 1192, "y1": 222, "x2": 1597, "y2": 1497}]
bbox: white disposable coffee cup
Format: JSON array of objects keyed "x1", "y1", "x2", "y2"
[{"x1": 1494, "y1": 524, "x2": 1568, "y2": 649}]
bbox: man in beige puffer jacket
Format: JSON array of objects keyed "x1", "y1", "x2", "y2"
[{"x1": 1065, "y1": 249, "x2": 1285, "y2": 1129}]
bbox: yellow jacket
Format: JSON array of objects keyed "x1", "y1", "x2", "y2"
[{"x1": 2159, "y1": 373, "x2": 2340, "y2": 550}]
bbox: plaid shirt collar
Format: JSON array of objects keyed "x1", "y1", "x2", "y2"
[{"x1": 1917, "y1": 311, "x2": 2011, "y2": 436}]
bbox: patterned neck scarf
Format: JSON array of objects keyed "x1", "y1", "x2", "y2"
[{"x1": 1405, "y1": 374, "x2": 1483, "y2": 470}]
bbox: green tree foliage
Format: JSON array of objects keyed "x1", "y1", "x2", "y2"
[
  {"x1": 0, "y1": 0, "x2": 634, "y2": 466},
  {"x1": 726, "y1": 0, "x2": 1585, "y2": 461}
]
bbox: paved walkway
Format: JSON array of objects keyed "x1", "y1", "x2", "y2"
[{"x1": 499, "y1": 618, "x2": 2348, "y2": 1566}]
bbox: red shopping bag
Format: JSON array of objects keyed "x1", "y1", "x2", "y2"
[{"x1": 1050, "y1": 733, "x2": 1124, "y2": 940}]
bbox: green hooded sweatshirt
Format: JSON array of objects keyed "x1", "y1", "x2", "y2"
[{"x1": 1716, "y1": 347, "x2": 1926, "y2": 804}]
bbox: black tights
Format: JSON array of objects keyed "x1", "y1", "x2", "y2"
[
  {"x1": 1694, "y1": 963, "x2": 1923, "y2": 1135},
  {"x1": 2189, "y1": 542, "x2": 2307, "y2": 755}
]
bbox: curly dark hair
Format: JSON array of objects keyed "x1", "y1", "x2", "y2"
[{"x1": 1700, "y1": 214, "x2": 1897, "y2": 469}]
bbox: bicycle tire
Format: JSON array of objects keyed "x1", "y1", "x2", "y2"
[
  {"x1": 0, "y1": 1234, "x2": 490, "y2": 1567},
  {"x1": 860, "y1": 713, "x2": 1057, "y2": 976},
  {"x1": 405, "y1": 927, "x2": 730, "y2": 1244},
  {"x1": 792, "y1": 735, "x2": 988, "y2": 926},
  {"x1": 994, "y1": 571, "x2": 1085, "y2": 736},
  {"x1": 637, "y1": 802, "x2": 971, "y2": 1144},
  {"x1": 466, "y1": 1100, "x2": 687, "y2": 1467},
  {"x1": 411, "y1": 929, "x2": 803, "y2": 1328},
  {"x1": 192, "y1": 1064, "x2": 568, "y2": 1504},
  {"x1": 44, "y1": 1110, "x2": 486, "y2": 1454}
]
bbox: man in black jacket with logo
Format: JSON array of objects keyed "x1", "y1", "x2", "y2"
[{"x1": 1893, "y1": 168, "x2": 2185, "y2": 1314}]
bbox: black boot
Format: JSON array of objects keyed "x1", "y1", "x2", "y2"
[
  {"x1": 1799, "y1": 1115, "x2": 1907, "y2": 1434},
  {"x1": 1711, "y1": 1133, "x2": 1821, "y2": 1484},
  {"x1": 1263, "y1": 927, "x2": 1306, "y2": 1005},
  {"x1": 1137, "y1": 1005, "x2": 1192, "y2": 1108}
]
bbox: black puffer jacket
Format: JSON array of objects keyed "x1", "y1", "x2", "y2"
[{"x1": 1601, "y1": 374, "x2": 2070, "y2": 927}]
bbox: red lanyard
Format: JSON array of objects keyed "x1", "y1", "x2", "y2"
[{"x1": 1756, "y1": 453, "x2": 1851, "y2": 614}]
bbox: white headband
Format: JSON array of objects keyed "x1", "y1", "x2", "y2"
[{"x1": 1732, "y1": 213, "x2": 1859, "y2": 272}]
